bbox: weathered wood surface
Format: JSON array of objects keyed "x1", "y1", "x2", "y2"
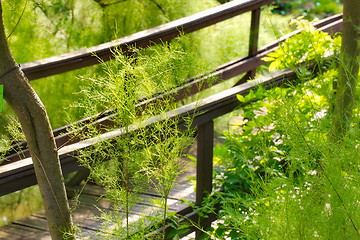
[
  {"x1": 0, "y1": 179, "x2": 195, "y2": 240},
  {"x1": 1, "y1": 14, "x2": 343, "y2": 168},
  {"x1": 21, "y1": 0, "x2": 273, "y2": 80}
]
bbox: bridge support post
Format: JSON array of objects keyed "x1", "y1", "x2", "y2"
[
  {"x1": 236, "y1": 7, "x2": 261, "y2": 85},
  {"x1": 195, "y1": 120, "x2": 214, "y2": 239}
]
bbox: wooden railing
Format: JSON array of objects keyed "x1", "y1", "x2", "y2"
[
  {"x1": 2, "y1": 12, "x2": 343, "y2": 167},
  {"x1": 0, "y1": 0, "x2": 343, "y2": 237},
  {"x1": 2, "y1": 0, "x2": 273, "y2": 162},
  {"x1": 21, "y1": 0, "x2": 273, "y2": 80}
]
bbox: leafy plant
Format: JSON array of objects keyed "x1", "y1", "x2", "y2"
[
  {"x1": 262, "y1": 17, "x2": 341, "y2": 72},
  {"x1": 204, "y1": 18, "x2": 360, "y2": 239},
  {"x1": 272, "y1": 0, "x2": 342, "y2": 17},
  {"x1": 72, "y1": 39, "x2": 205, "y2": 239}
]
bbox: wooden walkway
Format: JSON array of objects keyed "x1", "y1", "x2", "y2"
[{"x1": 0, "y1": 174, "x2": 196, "y2": 239}]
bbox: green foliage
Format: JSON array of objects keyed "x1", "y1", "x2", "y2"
[
  {"x1": 211, "y1": 133, "x2": 360, "y2": 239},
  {"x1": 262, "y1": 17, "x2": 341, "y2": 72},
  {"x1": 214, "y1": 89, "x2": 284, "y2": 195},
  {"x1": 209, "y1": 80, "x2": 360, "y2": 238},
  {"x1": 0, "y1": 0, "x2": 292, "y2": 233},
  {"x1": 204, "y1": 19, "x2": 360, "y2": 239},
  {"x1": 0, "y1": 0, "x2": 291, "y2": 132},
  {"x1": 0, "y1": 186, "x2": 42, "y2": 227},
  {"x1": 272, "y1": 0, "x2": 342, "y2": 17},
  {"x1": 73, "y1": 40, "x2": 202, "y2": 238}
]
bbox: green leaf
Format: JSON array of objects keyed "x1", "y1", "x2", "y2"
[
  {"x1": 167, "y1": 211, "x2": 176, "y2": 217},
  {"x1": 178, "y1": 229, "x2": 190, "y2": 235},
  {"x1": 267, "y1": 51, "x2": 280, "y2": 58},
  {"x1": 237, "y1": 94, "x2": 246, "y2": 103},
  {"x1": 269, "y1": 62, "x2": 279, "y2": 72},
  {"x1": 261, "y1": 56, "x2": 275, "y2": 62},
  {"x1": 167, "y1": 229, "x2": 178, "y2": 239}
]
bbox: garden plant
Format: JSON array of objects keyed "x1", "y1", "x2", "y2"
[{"x1": 203, "y1": 14, "x2": 360, "y2": 240}]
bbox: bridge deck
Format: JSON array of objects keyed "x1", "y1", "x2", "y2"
[{"x1": 0, "y1": 173, "x2": 195, "y2": 239}]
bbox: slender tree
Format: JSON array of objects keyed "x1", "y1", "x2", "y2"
[
  {"x1": 330, "y1": 0, "x2": 360, "y2": 142},
  {"x1": 0, "y1": 2, "x2": 74, "y2": 239}
]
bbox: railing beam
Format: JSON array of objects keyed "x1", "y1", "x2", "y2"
[{"x1": 21, "y1": 0, "x2": 273, "y2": 80}]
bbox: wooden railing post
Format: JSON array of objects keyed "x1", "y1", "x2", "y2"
[
  {"x1": 195, "y1": 120, "x2": 214, "y2": 239},
  {"x1": 235, "y1": 7, "x2": 261, "y2": 85}
]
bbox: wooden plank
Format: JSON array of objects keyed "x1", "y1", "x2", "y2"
[
  {"x1": 33, "y1": 206, "x2": 106, "y2": 232},
  {"x1": 14, "y1": 216, "x2": 49, "y2": 231},
  {"x1": 21, "y1": 0, "x2": 273, "y2": 80},
  {"x1": 146, "y1": 180, "x2": 196, "y2": 202},
  {"x1": 0, "y1": 224, "x2": 50, "y2": 240},
  {"x1": 75, "y1": 189, "x2": 189, "y2": 213},
  {"x1": 7, "y1": 194, "x2": 190, "y2": 239},
  {"x1": 75, "y1": 180, "x2": 195, "y2": 201}
]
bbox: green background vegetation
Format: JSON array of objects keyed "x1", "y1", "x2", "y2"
[
  {"x1": 1, "y1": 0, "x2": 291, "y2": 134},
  {"x1": 1, "y1": 1, "x2": 353, "y2": 239}
]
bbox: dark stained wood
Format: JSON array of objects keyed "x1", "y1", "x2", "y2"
[
  {"x1": 249, "y1": 9, "x2": 261, "y2": 57},
  {"x1": 21, "y1": 0, "x2": 273, "y2": 80},
  {"x1": 0, "y1": 13, "x2": 342, "y2": 163},
  {"x1": 14, "y1": 216, "x2": 49, "y2": 231},
  {"x1": 196, "y1": 121, "x2": 214, "y2": 206},
  {"x1": 244, "y1": 7, "x2": 261, "y2": 81},
  {"x1": 195, "y1": 120, "x2": 214, "y2": 239},
  {"x1": 234, "y1": 7, "x2": 261, "y2": 85}
]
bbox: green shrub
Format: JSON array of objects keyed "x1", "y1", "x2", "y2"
[
  {"x1": 73, "y1": 40, "x2": 205, "y2": 239},
  {"x1": 272, "y1": 0, "x2": 342, "y2": 18},
  {"x1": 206, "y1": 19, "x2": 360, "y2": 240}
]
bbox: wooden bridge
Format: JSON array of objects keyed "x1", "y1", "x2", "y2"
[{"x1": 0, "y1": 0, "x2": 343, "y2": 239}]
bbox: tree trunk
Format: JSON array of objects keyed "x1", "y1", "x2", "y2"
[
  {"x1": 0, "y1": 4, "x2": 74, "y2": 239},
  {"x1": 330, "y1": 0, "x2": 360, "y2": 142}
]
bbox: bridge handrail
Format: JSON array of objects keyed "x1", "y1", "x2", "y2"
[
  {"x1": 0, "y1": 14, "x2": 343, "y2": 168},
  {"x1": 21, "y1": 0, "x2": 273, "y2": 80},
  {"x1": 0, "y1": 2, "x2": 343, "y2": 198},
  {"x1": 0, "y1": 68, "x2": 296, "y2": 197}
]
